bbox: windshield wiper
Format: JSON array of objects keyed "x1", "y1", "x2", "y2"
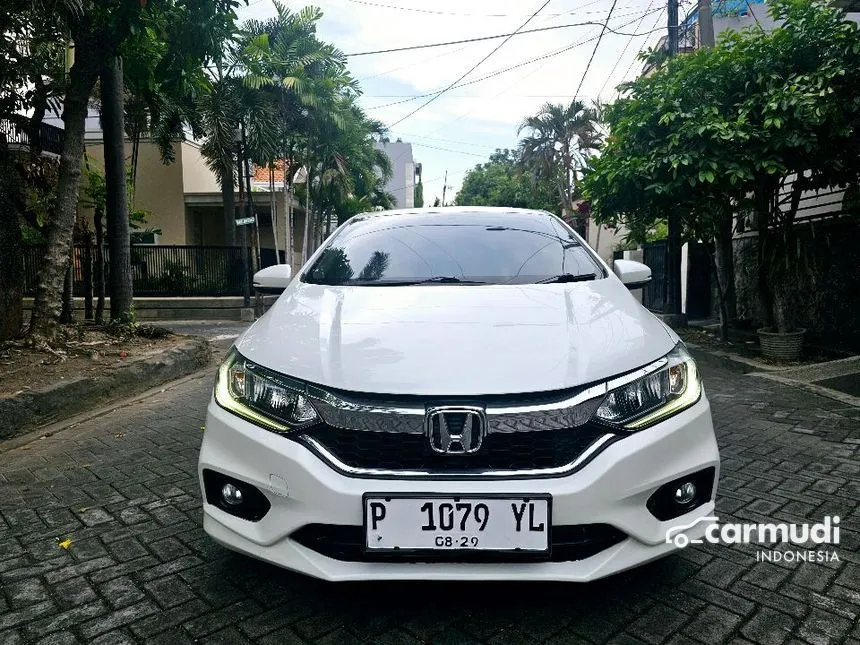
[
  {"x1": 536, "y1": 272, "x2": 598, "y2": 284},
  {"x1": 354, "y1": 276, "x2": 487, "y2": 286}
]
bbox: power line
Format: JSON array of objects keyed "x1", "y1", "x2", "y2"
[
  {"x1": 616, "y1": 7, "x2": 666, "y2": 91},
  {"x1": 386, "y1": 166, "x2": 473, "y2": 193},
  {"x1": 391, "y1": 132, "x2": 499, "y2": 149},
  {"x1": 346, "y1": 12, "x2": 654, "y2": 57},
  {"x1": 572, "y1": 0, "x2": 620, "y2": 101},
  {"x1": 744, "y1": 0, "x2": 765, "y2": 32},
  {"x1": 386, "y1": 0, "x2": 554, "y2": 128},
  {"x1": 363, "y1": 8, "x2": 665, "y2": 111},
  {"x1": 408, "y1": 6, "x2": 664, "y2": 142},
  {"x1": 373, "y1": 93, "x2": 645, "y2": 98},
  {"x1": 419, "y1": 25, "x2": 605, "y2": 138},
  {"x1": 355, "y1": 43, "x2": 472, "y2": 82},
  {"x1": 345, "y1": 0, "x2": 622, "y2": 19},
  {"x1": 410, "y1": 142, "x2": 489, "y2": 157},
  {"x1": 597, "y1": 0, "x2": 656, "y2": 99}
]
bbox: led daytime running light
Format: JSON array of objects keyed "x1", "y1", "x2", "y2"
[
  {"x1": 214, "y1": 350, "x2": 319, "y2": 433},
  {"x1": 594, "y1": 344, "x2": 702, "y2": 431}
]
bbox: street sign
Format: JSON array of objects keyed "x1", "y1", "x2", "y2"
[{"x1": 235, "y1": 217, "x2": 255, "y2": 226}]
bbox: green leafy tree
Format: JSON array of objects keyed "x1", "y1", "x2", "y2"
[
  {"x1": 456, "y1": 148, "x2": 558, "y2": 212},
  {"x1": 414, "y1": 180, "x2": 423, "y2": 208},
  {"x1": 518, "y1": 100, "x2": 602, "y2": 235},
  {"x1": 0, "y1": 0, "x2": 73, "y2": 341},
  {"x1": 27, "y1": 0, "x2": 241, "y2": 341},
  {"x1": 583, "y1": 0, "x2": 860, "y2": 337}
]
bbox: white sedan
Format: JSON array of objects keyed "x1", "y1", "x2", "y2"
[{"x1": 198, "y1": 207, "x2": 719, "y2": 581}]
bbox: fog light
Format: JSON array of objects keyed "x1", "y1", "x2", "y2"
[
  {"x1": 674, "y1": 482, "x2": 697, "y2": 505},
  {"x1": 221, "y1": 483, "x2": 244, "y2": 506}
]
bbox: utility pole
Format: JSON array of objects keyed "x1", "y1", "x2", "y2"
[
  {"x1": 698, "y1": 0, "x2": 715, "y2": 48},
  {"x1": 441, "y1": 169, "x2": 448, "y2": 206},
  {"x1": 667, "y1": 0, "x2": 679, "y2": 55},
  {"x1": 664, "y1": 0, "x2": 685, "y2": 323}
]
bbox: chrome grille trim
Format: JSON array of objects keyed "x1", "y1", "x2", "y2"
[
  {"x1": 311, "y1": 397, "x2": 425, "y2": 434},
  {"x1": 304, "y1": 367, "x2": 661, "y2": 435},
  {"x1": 298, "y1": 433, "x2": 618, "y2": 479}
]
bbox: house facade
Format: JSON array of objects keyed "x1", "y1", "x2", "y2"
[
  {"x1": 374, "y1": 140, "x2": 420, "y2": 209},
  {"x1": 43, "y1": 108, "x2": 308, "y2": 272}
]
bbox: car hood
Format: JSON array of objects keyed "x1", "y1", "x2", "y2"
[{"x1": 235, "y1": 279, "x2": 675, "y2": 396}]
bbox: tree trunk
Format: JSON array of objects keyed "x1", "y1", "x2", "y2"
[
  {"x1": 28, "y1": 48, "x2": 99, "y2": 341},
  {"x1": 285, "y1": 182, "x2": 293, "y2": 270},
  {"x1": 754, "y1": 180, "x2": 774, "y2": 329},
  {"x1": 59, "y1": 242, "x2": 74, "y2": 324},
  {"x1": 0, "y1": 138, "x2": 24, "y2": 342},
  {"x1": 101, "y1": 56, "x2": 133, "y2": 322},
  {"x1": 82, "y1": 241, "x2": 93, "y2": 320},
  {"x1": 221, "y1": 160, "x2": 236, "y2": 246},
  {"x1": 302, "y1": 183, "x2": 311, "y2": 265},
  {"x1": 709, "y1": 248, "x2": 730, "y2": 342},
  {"x1": 713, "y1": 212, "x2": 737, "y2": 324},
  {"x1": 129, "y1": 126, "x2": 140, "y2": 208},
  {"x1": 28, "y1": 75, "x2": 48, "y2": 162},
  {"x1": 94, "y1": 206, "x2": 105, "y2": 324},
  {"x1": 307, "y1": 208, "x2": 317, "y2": 256},
  {"x1": 665, "y1": 211, "x2": 683, "y2": 316}
]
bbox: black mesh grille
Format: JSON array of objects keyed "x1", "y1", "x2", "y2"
[
  {"x1": 301, "y1": 423, "x2": 611, "y2": 473},
  {"x1": 291, "y1": 523, "x2": 627, "y2": 563}
]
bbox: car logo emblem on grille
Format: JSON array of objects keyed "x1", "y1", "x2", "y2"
[{"x1": 425, "y1": 407, "x2": 486, "y2": 455}]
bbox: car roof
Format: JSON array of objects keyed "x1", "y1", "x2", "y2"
[
  {"x1": 345, "y1": 207, "x2": 561, "y2": 234},
  {"x1": 350, "y1": 206, "x2": 554, "y2": 222}
]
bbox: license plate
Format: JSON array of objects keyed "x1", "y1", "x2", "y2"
[{"x1": 363, "y1": 495, "x2": 551, "y2": 552}]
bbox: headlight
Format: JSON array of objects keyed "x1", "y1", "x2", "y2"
[
  {"x1": 214, "y1": 349, "x2": 320, "y2": 432},
  {"x1": 593, "y1": 344, "x2": 701, "y2": 430}
]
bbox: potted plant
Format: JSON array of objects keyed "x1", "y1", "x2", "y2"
[{"x1": 755, "y1": 186, "x2": 809, "y2": 362}]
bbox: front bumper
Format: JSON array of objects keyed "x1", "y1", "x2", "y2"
[{"x1": 198, "y1": 395, "x2": 719, "y2": 582}]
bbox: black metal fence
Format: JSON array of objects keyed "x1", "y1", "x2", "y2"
[
  {"x1": 23, "y1": 245, "x2": 253, "y2": 298},
  {"x1": 0, "y1": 119, "x2": 64, "y2": 156}
]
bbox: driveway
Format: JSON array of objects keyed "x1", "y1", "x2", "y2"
[{"x1": 0, "y1": 352, "x2": 857, "y2": 645}]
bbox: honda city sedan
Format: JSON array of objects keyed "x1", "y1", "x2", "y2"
[{"x1": 198, "y1": 207, "x2": 719, "y2": 581}]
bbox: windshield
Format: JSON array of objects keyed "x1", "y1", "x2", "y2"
[{"x1": 302, "y1": 212, "x2": 603, "y2": 286}]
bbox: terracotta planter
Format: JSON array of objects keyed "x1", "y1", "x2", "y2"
[{"x1": 757, "y1": 327, "x2": 806, "y2": 361}]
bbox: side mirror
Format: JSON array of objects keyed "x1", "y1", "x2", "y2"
[
  {"x1": 613, "y1": 259, "x2": 651, "y2": 290},
  {"x1": 253, "y1": 264, "x2": 293, "y2": 294}
]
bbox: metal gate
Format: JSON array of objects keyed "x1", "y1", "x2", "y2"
[
  {"x1": 642, "y1": 240, "x2": 667, "y2": 313},
  {"x1": 685, "y1": 242, "x2": 712, "y2": 319}
]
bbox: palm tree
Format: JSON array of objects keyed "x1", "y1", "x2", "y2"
[
  {"x1": 197, "y1": 3, "x2": 398, "y2": 267},
  {"x1": 518, "y1": 99, "x2": 602, "y2": 237}
]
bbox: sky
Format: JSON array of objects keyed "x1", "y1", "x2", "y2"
[{"x1": 236, "y1": 0, "x2": 694, "y2": 205}]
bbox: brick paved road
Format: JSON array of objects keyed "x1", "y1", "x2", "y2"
[{"x1": 0, "y1": 352, "x2": 858, "y2": 645}]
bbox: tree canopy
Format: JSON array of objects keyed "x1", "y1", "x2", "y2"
[
  {"x1": 582, "y1": 0, "x2": 860, "y2": 331},
  {"x1": 518, "y1": 99, "x2": 602, "y2": 234},
  {"x1": 456, "y1": 148, "x2": 558, "y2": 213}
]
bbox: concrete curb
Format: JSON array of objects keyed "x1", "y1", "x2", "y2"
[
  {"x1": 686, "y1": 342, "x2": 860, "y2": 408},
  {"x1": 683, "y1": 342, "x2": 787, "y2": 372},
  {"x1": 750, "y1": 371, "x2": 860, "y2": 408},
  {"x1": 0, "y1": 337, "x2": 212, "y2": 440}
]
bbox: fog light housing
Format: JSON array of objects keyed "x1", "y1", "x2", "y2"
[
  {"x1": 202, "y1": 469, "x2": 270, "y2": 522},
  {"x1": 221, "y1": 483, "x2": 244, "y2": 506},
  {"x1": 674, "y1": 482, "x2": 697, "y2": 505},
  {"x1": 647, "y1": 467, "x2": 715, "y2": 521}
]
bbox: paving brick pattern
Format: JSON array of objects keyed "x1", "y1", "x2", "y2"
[{"x1": 0, "y1": 352, "x2": 858, "y2": 644}]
